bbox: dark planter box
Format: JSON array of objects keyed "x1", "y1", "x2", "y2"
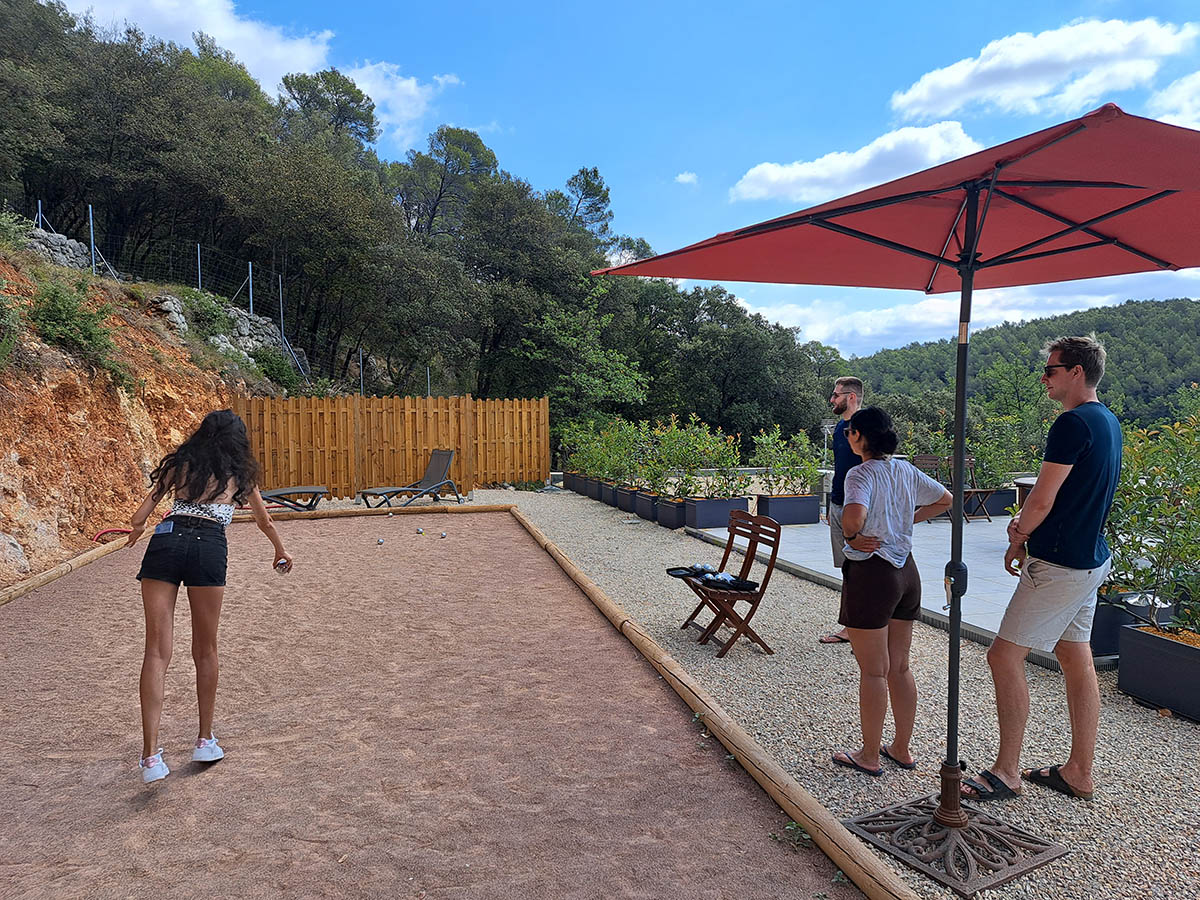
[
  {"x1": 599, "y1": 482, "x2": 617, "y2": 506},
  {"x1": 1118, "y1": 625, "x2": 1200, "y2": 721},
  {"x1": 756, "y1": 494, "x2": 819, "y2": 525},
  {"x1": 585, "y1": 477, "x2": 602, "y2": 500},
  {"x1": 562, "y1": 471, "x2": 577, "y2": 492},
  {"x1": 635, "y1": 491, "x2": 658, "y2": 521},
  {"x1": 615, "y1": 486, "x2": 638, "y2": 512},
  {"x1": 983, "y1": 488, "x2": 1017, "y2": 517},
  {"x1": 685, "y1": 497, "x2": 750, "y2": 530},
  {"x1": 1092, "y1": 592, "x2": 1174, "y2": 657},
  {"x1": 657, "y1": 499, "x2": 687, "y2": 529}
]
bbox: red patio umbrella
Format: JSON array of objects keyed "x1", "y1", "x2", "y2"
[{"x1": 594, "y1": 103, "x2": 1200, "y2": 895}]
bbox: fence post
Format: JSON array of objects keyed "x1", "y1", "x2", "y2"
[
  {"x1": 278, "y1": 274, "x2": 285, "y2": 343},
  {"x1": 88, "y1": 205, "x2": 96, "y2": 276},
  {"x1": 36, "y1": 200, "x2": 42, "y2": 230},
  {"x1": 197, "y1": 243, "x2": 202, "y2": 290},
  {"x1": 248, "y1": 261, "x2": 254, "y2": 315},
  {"x1": 464, "y1": 394, "x2": 477, "y2": 493},
  {"x1": 359, "y1": 347, "x2": 364, "y2": 396}
]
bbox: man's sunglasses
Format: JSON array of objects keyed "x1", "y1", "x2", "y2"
[{"x1": 1042, "y1": 364, "x2": 1073, "y2": 377}]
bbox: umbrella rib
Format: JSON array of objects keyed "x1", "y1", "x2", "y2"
[
  {"x1": 809, "y1": 219, "x2": 957, "y2": 268},
  {"x1": 990, "y1": 189, "x2": 1176, "y2": 269},
  {"x1": 978, "y1": 240, "x2": 1117, "y2": 269},
  {"x1": 994, "y1": 178, "x2": 1148, "y2": 189},
  {"x1": 734, "y1": 185, "x2": 957, "y2": 237},
  {"x1": 925, "y1": 196, "x2": 968, "y2": 293},
  {"x1": 982, "y1": 190, "x2": 1177, "y2": 268}
]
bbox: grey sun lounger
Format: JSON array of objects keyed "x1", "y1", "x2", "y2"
[
  {"x1": 260, "y1": 485, "x2": 329, "y2": 511},
  {"x1": 359, "y1": 449, "x2": 464, "y2": 508}
]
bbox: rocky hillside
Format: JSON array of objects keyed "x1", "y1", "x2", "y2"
[{"x1": 0, "y1": 242, "x2": 285, "y2": 588}]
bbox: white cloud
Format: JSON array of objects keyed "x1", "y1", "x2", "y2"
[
  {"x1": 892, "y1": 18, "x2": 1199, "y2": 120},
  {"x1": 1147, "y1": 70, "x2": 1200, "y2": 128},
  {"x1": 64, "y1": 0, "x2": 333, "y2": 95},
  {"x1": 675, "y1": 171, "x2": 698, "y2": 185},
  {"x1": 730, "y1": 122, "x2": 981, "y2": 205},
  {"x1": 345, "y1": 61, "x2": 460, "y2": 149}
]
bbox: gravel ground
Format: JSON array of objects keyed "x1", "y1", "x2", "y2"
[{"x1": 399, "y1": 488, "x2": 1199, "y2": 900}]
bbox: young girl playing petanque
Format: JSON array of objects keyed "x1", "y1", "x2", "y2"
[{"x1": 125, "y1": 409, "x2": 291, "y2": 783}]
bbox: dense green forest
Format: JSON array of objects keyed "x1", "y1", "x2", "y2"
[
  {"x1": 2, "y1": 0, "x2": 1196, "y2": 452},
  {"x1": 852, "y1": 298, "x2": 1200, "y2": 426},
  {"x1": 0, "y1": 0, "x2": 839, "y2": 446}
]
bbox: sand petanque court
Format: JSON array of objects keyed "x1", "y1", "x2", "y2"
[{"x1": 0, "y1": 510, "x2": 861, "y2": 899}]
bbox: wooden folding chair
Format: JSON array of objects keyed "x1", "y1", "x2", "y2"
[
  {"x1": 961, "y1": 455, "x2": 996, "y2": 523},
  {"x1": 679, "y1": 510, "x2": 782, "y2": 658}
]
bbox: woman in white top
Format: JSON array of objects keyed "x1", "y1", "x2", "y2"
[
  {"x1": 126, "y1": 409, "x2": 291, "y2": 783},
  {"x1": 831, "y1": 407, "x2": 951, "y2": 777}
]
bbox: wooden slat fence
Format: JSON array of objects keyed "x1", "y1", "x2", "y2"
[{"x1": 232, "y1": 395, "x2": 549, "y2": 498}]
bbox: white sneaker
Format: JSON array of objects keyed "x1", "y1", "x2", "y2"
[
  {"x1": 192, "y1": 734, "x2": 225, "y2": 763},
  {"x1": 140, "y1": 750, "x2": 169, "y2": 783}
]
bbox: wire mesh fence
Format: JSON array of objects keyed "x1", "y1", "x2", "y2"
[{"x1": 1, "y1": 189, "x2": 311, "y2": 380}]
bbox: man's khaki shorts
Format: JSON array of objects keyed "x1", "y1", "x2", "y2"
[{"x1": 997, "y1": 555, "x2": 1112, "y2": 652}]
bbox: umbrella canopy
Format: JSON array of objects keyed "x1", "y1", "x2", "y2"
[{"x1": 594, "y1": 104, "x2": 1200, "y2": 292}]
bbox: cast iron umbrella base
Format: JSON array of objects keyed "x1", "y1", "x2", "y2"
[{"x1": 843, "y1": 772, "x2": 1066, "y2": 897}]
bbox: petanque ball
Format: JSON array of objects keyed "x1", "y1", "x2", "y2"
[
  {"x1": 377, "y1": 538, "x2": 384, "y2": 545},
  {"x1": 440, "y1": 532, "x2": 447, "y2": 538},
  {"x1": 416, "y1": 528, "x2": 424, "y2": 535}
]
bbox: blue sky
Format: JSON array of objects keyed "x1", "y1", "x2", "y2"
[{"x1": 66, "y1": 0, "x2": 1200, "y2": 356}]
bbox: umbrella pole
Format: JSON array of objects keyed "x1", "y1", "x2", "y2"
[
  {"x1": 932, "y1": 247, "x2": 973, "y2": 828},
  {"x1": 844, "y1": 185, "x2": 1066, "y2": 894}
]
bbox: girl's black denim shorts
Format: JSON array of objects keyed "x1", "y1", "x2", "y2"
[{"x1": 136, "y1": 516, "x2": 228, "y2": 587}]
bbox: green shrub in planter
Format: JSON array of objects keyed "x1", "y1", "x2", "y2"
[
  {"x1": 1106, "y1": 415, "x2": 1200, "y2": 715},
  {"x1": 751, "y1": 425, "x2": 819, "y2": 495},
  {"x1": 1104, "y1": 414, "x2": 1200, "y2": 626}
]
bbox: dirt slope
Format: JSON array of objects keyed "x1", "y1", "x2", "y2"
[{"x1": 0, "y1": 255, "x2": 237, "y2": 587}]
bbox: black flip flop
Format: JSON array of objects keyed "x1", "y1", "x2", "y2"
[
  {"x1": 832, "y1": 750, "x2": 882, "y2": 777},
  {"x1": 1022, "y1": 765, "x2": 1094, "y2": 800},
  {"x1": 819, "y1": 633, "x2": 850, "y2": 644},
  {"x1": 881, "y1": 745, "x2": 917, "y2": 770},
  {"x1": 961, "y1": 769, "x2": 1021, "y2": 801}
]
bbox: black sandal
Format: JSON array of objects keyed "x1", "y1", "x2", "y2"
[
  {"x1": 1022, "y1": 765, "x2": 1094, "y2": 801},
  {"x1": 961, "y1": 769, "x2": 1022, "y2": 802}
]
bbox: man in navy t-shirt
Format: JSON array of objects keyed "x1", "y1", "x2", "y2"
[
  {"x1": 963, "y1": 336, "x2": 1122, "y2": 805},
  {"x1": 819, "y1": 377, "x2": 864, "y2": 645}
]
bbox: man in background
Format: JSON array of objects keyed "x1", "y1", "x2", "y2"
[{"x1": 819, "y1": 376, "x2": 864, "y2": 645}]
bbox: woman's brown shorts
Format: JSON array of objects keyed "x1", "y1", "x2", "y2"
[{"x1": 838, "y1": 553, "x2": 921, "y2": 629}]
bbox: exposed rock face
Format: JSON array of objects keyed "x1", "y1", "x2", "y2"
[
  {"x1": 226, "y1": 305, "x2": 282, "y2": 356},
  {"x1": 149, "y1": 293, "x2": 188, "y2": 333},
  {"x1": 149, "y1": 292, "x2": 283, "y2": 359},
  {"x1": 24, "y1": 228, "x2": 92, "y2": 270},
  {"x1": 0, "y1": 264, "x2": 232, "y2": 588}
]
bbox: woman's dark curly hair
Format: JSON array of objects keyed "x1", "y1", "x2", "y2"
[
  {"x1": 150, "y1": 409, "x2": 260, "y2": 504},
  {"x1": 848, "y1": 406, "x2": 899, "y2": 457}
]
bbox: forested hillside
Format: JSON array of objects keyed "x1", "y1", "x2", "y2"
[
  {"x1": 853, "y1": 298, "x2": 1200, "y2": 425},
  {"x1": 4, "y1": 0, "x2": 1196, "y2": 444},
  {"x1": 0, "y1": 0, "x2": 842, "y2": 446}
]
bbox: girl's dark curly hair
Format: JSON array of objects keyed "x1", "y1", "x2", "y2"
[
  {"x1": 150, "y1": 409, "x2": 260, "y2": 504},
  {"x1": 848, "y1": 406, "x2": 899, "y2": 457}
]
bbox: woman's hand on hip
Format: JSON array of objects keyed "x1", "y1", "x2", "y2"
[{"x1": 848, "y1": 534, "x2": 881, "y2": 553}]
